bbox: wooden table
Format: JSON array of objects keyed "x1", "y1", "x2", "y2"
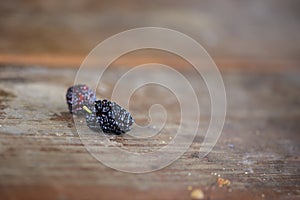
[{"x1": 0, "y1": 61, "x2": 299, "y2": 200}]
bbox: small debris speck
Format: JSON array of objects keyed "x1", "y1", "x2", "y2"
[
  {"x1": 190, "y1": 189, "x2": 204, "y2": 200},
  {"x1": 217, "y1": 177, "x2": 231, "y2": 187},
  {"x1": 56, "y1": 132, "x2": 63, "y2": 136}
]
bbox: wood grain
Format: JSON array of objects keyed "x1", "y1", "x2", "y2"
[{"x1": 0, "y1": 65, "x2": 299, "y2": 199}]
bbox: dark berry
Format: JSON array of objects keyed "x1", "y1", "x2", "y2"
[
  {"x1": 94, "y1": 100, "x2": 134, "y2": 135},
  {"x1": 66, "y1": 84, "x2": 96, "y2": 115}
]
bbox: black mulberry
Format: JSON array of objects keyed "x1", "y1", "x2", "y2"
[
  {"x1": 93, "y1": 99, "x2": 134, "y2": 135},
  {"x1": 66, "y1": 84, "x2": 96, "y2": 115}
]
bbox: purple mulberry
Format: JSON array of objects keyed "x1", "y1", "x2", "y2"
[{"x1": 66, "y1": 84, "x2": 96, "y2": 115}]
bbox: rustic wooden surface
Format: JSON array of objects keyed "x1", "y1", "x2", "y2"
[
  {"x1": 0, "y1": 63, "x2": 299, "y2": 200},
  {"x1": 0, "y1": 1, "x2": 299, "y2": 199},
  {"x1": 1, "y1": 0, "x2": 299, "y2": 60}
]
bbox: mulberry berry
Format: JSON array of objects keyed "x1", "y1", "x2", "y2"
[
  {"x1": 94, "y1": 99, "x2": 134, "y2": 135},
  {"x1": 66, "y1": 84, "x2": 96, "y2": 115}
]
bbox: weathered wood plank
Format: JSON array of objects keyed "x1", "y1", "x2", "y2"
[{"x1": 0, "y1": 65, "x2": 299, "y2": 200}]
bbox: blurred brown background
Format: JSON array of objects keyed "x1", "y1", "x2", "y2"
[{"x1": 0, "y1": 0, "x2": 299, "y2": 66}]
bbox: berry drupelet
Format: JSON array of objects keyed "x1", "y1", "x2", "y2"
[
  {"x1": 86, "y1": 99, "x2": 134, "y2": 135},
  {"x1": 84, "y1": 105, "x2": 101, "y2": 131},
  {"x1": 66, "y1": 84, "x2": 96, "y2": 115}
]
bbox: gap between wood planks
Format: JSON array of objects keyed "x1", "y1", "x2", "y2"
[{"x1": 0, "y1": 53, "x2": 299, "y2": 73}]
